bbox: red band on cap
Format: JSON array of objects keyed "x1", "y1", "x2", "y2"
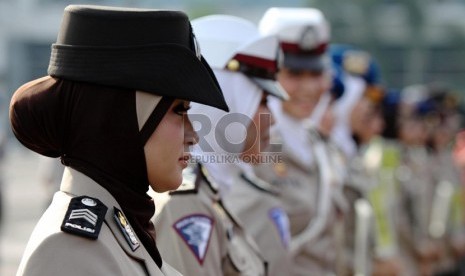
[
  {"x1": 234, "y1": 53, "x2": 278, "y2": 73},
  {"x1": 281, "y1": 42, "x2": 328, "y2": 55}
]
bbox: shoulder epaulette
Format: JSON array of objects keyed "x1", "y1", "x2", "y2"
[
  {"x1": 61, "y1": 196, "x2": 108, "y2": 240},
  {"x1": 199, "y1": 164, "x2": 220, "y2": 194},
  {"x1": 240, "y1": 173, "x2": 280, "y2": 196}
]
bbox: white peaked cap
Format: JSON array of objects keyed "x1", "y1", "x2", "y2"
[
  {"x1": 259, "y1": 7, "x2": 331, "y2": 71},
  {"x1": 259, "y1": 7, "x2": 330, "y2": 46},
  {"x1": 192, "y1": 15, "x2": 288, "y2": 100}
]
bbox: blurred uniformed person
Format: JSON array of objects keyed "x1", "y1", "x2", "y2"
[
  {"x1": 329, "y1": 45, "x2": 408, "y2": 276},
  {"x1": 153, "y1": 15, "x2": 291, "y2": 276},
  {"x1": 311, "y1": 63, "x2": 352, "y2": 276},
  {"x1": 330, "y1": 71, "x2": 376, "y2": 276},
  {"x1": 452, "y1": 130, "x2": 465, "y2": 274},
  {"x1": 394, "y1": 84, "x2": 443, "y2": 275},
  {"x1": 254, "y1": 7, "x2": 342, "y2": 276},
  {"x1": 425, "y1": 87, "x2": 465, "y2": 275}
]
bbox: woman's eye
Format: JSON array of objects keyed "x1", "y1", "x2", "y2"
[{"x1": 174, "y1": 104, "x2": 191, "y2": 115}]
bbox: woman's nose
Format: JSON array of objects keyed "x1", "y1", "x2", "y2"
[{"x1": 184, "y1": 116, "x2": 199, "y2": 146}]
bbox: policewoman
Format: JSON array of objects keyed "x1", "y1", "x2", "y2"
[
  {"x1": 154, "y1": 15, "x2": 291, "y2": 276},
  {"x1": 254, "y1": 7, "x2": 338, "y2": 276},
  {"x1": 10, "y1": 5, "x2": 228, "y2": 276},
  {"x1": 428, "y1": 89, "x2": 465, "y2": 275},
  {"x1": 395, "y1": 85, "x2": 446, "y2": 275},
  {"x1": 330, "y1": 45, "x2": 407, "y2": 276}
]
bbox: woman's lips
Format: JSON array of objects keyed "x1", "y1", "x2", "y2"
[{"x1": 178, "y1": 153, "x2": 191, "y2": 168}]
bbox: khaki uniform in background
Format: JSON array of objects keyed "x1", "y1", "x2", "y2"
[
  {"x1": 255, "y1": 130, "x2": 341, "y2": 276},
  {"x1": 17, "y1": 168, "x2": 180, "y2": 276},
  {"x1": 365, "y1": 138, "x2": 410, "y2": 276},
  {"x1": 154, "y1": 165, "x2": 266, "y2": 276},
  {"x1": 397, "y1": 146, "x2": 439, "y2": 275},
  {"x1": 341, "y1": 148, "x2": 376, "y2": 276},
  {"x1": 222, "y1": 168, "x2": 292, "y2": 276},
  {"x1": 430, "y1": 148, "x2": 465, "y2": 274},
  {"x1": 255, "y1": 147, "x2": 318, "y2": 239}
]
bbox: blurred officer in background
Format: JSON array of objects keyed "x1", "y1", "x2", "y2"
[
  {"x1": 255, "y1": 7, "x2": 341, "y2": 276},
  {"x1": 425, "y1": 86, "x2": 465, "y2": 275},
  {"x1": 395, "y1": 84, "x2": 442, "y2": 276},
  {"x1": 154, "y1": 15, "x2": 291, "y2": 276},
  {"x1": 427, "y1": 87, "x2": 459, "y2": 276},
  {"x1": 452, "y1": 128, "x2": 465, "y2": 275},
  {"x1": 310, "y1": 62, "x2": 352, "y2": 276},
  {"x1": 330, "y1": 45, "x2": 407, "y2": 276},
  {"x1": 330, "y1": 65, "x2": 375, "y2": 276}
]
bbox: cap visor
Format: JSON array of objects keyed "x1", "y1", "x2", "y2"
[
  {"x1": 284, "y1": 53, "x2": 329, "y2": 72},
  {"x1": 251, "y1": 77, "x2": 289, "y2": 101}
]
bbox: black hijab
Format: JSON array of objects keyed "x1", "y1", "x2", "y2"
[{"x1": 10, "y1": 76, "x2": 173, "y2": 267}]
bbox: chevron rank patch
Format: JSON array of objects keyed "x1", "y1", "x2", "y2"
[
  {"x1": 173, "y1": 214, "x2": 214, "y2": 264},
  {"x1": 114, "y1": 207, "x2": 140, "y2": 251},
  {"x1": 269, "y1": 207, "x2": 291, "y2": 249},
  {"x1": 61, "y1": 196, "x2": 108, "y2": 240}
]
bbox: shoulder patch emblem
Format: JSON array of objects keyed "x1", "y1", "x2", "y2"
[
  {"x1": 113, "y1": 207, "x2": 140, "y2": 251},
  {"x1": 61, "y1": 196, "x2": 107, "y2": 240},
  {"x1": 269, "y1": 207, "x2": 291, "y2": 249},
  {"x1": 173, "y1": 214, "x2": 214, "y2": 265}
]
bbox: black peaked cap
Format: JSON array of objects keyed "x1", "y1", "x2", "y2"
[{"x1": 48, "y1": 5, "x2": 229, "y2": 111}]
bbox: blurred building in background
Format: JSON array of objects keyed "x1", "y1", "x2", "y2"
[
  {"x1": 1, "y1": 0, "x2": 465, "y2": 132},
  {"x1": 312, "y1": 0, "x2": 465, "y2": 95}
]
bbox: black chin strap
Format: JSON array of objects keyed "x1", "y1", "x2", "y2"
[{"x1": 139, "y1": 97, "x2": 174, "y2": 145}]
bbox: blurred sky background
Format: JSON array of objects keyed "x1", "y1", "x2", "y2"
[{"x1": 1, "y1": 0, "x2": 465, "y2": 133}]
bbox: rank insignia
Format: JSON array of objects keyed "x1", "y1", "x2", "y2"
[
  {"x1": 61, "y1": 196, "x2": 108, "y2": 240},
  {"x1": 173, "y1": 214, "x2": 214, "y2": 265},
  {"x1": 269, "y1": 207, "x2": 291, "y2": 249},
  {"x1": 114, "y1": 207, "x2": 140, "y2": 251}
]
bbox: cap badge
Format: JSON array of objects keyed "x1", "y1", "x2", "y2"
[
  {"x1": 343, "y1": 51, "x2": 370, "y2": 75},
  {"x1": 192, "y1": 32, "x2": 202, "y2": 61},
  {"x1": 300, "y1": 26, "x2": 318, "y2": 51}
]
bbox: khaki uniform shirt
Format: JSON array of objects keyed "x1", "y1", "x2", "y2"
[
  {"x1": 397, "y1": 146, "x2": 436, "y2": 251},
  {"x1": 430, "y1": 149, "x2": 464, "y2": 272},
  {"x1": 17, "y1": 167, "x2": 180, "y2": 276},
  {"x1": 222, "y1": 171, "x2": 293, "y2": 276},
  {"x1": 431, "y1": 149, "x2": 463, "y2": 239},
  {"x1": 342, "y1": 150, "x2": 376, "y2": 276},
  {"x1": 255, "y1": 131, "x2": 341, "y2": 276},
  {"x1": 154, "y1": 165, "x2": 266, "y2": 276}
]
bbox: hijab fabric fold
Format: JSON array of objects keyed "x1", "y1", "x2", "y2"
[
  {"x1": 268, "y1": 97, "x2": 315, "y2": 170},
  {"x1": 10, "y1": 76, "x2": 172, "y2": 267},
  {"x1": 331, "y1": 74, "x2": 366, "y2": 159},
  {"x1": 189, "y1": 69, "x2": 261, "y2": 194}
]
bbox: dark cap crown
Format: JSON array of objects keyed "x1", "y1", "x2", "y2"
[
  {"x1": 57, "y1": 6, "x2": 192, "y2": 49},
  {"x1": 48, "y1": 5, "x2": 228, "y2": 111}
]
